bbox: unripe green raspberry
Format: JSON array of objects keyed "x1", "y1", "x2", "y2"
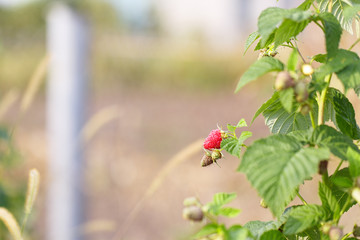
[
  {"x1": 182, "y1": 206, "x2": 204, "y2": 222},
  {"x1": 295, "y1": 81, "x2": 309, "y2": 102},
  {"x1": 329, "y1": 226, "x2": 343, "y2": 240},
  {"x1": 301, "y1": 64, "x2": 314, "y2": 75},
  {"x1": 275, "y1": 71, "x2": 295, "y2": 91},
  {"x1": 300, "y1": 104, "x2": 311, "y2": 116}
]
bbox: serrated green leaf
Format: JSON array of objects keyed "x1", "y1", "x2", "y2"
[
  {"x1": 312, "y1": 53, "x2": 327, "y2": 63},
  {"x1": 244, "y1": 221, "x2": 281, "y2": 240},
  {"x1": 258, "y1": 8, "x2": 311, "y2": 45},
  {"x1": 336, "y1": 60, "x2": 360, "y2": 91},
  {"x1": 221, "y1": 131, "x2": 252, "y2": 158},
  {"x1": 347, "y1": 147, "x2": 360, "y2": 178},
  {"x1": 212, "y1": 192, "x2": 236, "y2": 207},
  {"x1": 245, "y1": 32, "x2": 260, "y2": 54},
  {"x1": 260, "y1": 230, "x2": 286, "y2": 240},
  {"x1": 193, "y1": 223, "x2": 218, "y2": 239},
  {"x1": 252, "y1": 92, "x2": 279, "y2": 124},
  {"x1": 262, "y1": 93, "x2": 315, "y2": 134},
  {"x1": 317, "y1": 12, "x2": 343, "y2": 57},
  {"x1": 239, "y1": 135, "x2": 330, "y2": 217},
  {"x1": 329, "y1": 88, "x2": 360, "y2": 139},
  {"x1": 235, "y1": 57, "x2": 284, "y2": 92},
  {"x1": 330, "y1": 168, "x2": 353, "y2": 188},
  {"x1": 274, "y1": 19, "x2": 310, "y2": 48},
  {"x1": 287, "y1": 49, "x2": 299, "y2": 72},
  {"x1": 283, "y1": 204, "x2": 327, "y2": 235},
  {"x1": 255, "y1": 32, "x2": 276, "y2": 51},
  {"x1": 298, "y1": 0, "x2": 313, "y2": 10},
  {"x1": 313, "y1": 49, "x2": 359, "y2": 81},
  {"x1": 288, "y1": 129, "x2": 313, "y2": 144},
  {"x1": 236, "y1": 118, "x2": 247, "y2": 128},
  {"x1": 312, "y1": 125, "x2": 359, "y2": 160},
  {"x1": 318, "y1": 182, "x2": 341, "y2": 219},
  {"x1": 228, "y1": 225, "x2": 249, "y2": 240},
  {"x1": 279, "y1": 88, "x2": 294, "y2": 113},
  {"x1": 216, "y1": 207, "x2": 241, "y2": 218}
]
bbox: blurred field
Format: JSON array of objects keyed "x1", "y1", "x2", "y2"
[{"x1": 1, "y1": 1, "x2": 360, "y2": 240}]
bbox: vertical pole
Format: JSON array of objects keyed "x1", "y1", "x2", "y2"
[{"x1": 46, "y1": 3, "x2": 88, "y2": 240}]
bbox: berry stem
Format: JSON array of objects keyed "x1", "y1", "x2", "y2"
[
  {"x1": 296, "y1": 192, "x2": 308, "y2": 205},
  {"x1": 348, "y1": 38, "x2": 360, "y2": 51}
]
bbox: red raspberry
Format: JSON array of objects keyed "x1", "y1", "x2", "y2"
[{"x1": 203, "y1": 129, "x2": 222, "y2": 150}]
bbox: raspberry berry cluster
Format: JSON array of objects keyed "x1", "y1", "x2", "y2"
[{"x1": 201, "y1": 128, "x2": 226, "y2": 167}]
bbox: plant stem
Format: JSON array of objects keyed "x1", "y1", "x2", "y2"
[
  {"x1": 348, "y1": 38, "x2": 360, "y2": 50},
  {"x1": 290, "y1": 41, "x2": 306, "y2": 63},
  {"x1": 334, "y1": 160, "x2": 344, "y2": 174},
  {"x1": 20, "y1": 214, "x2": 29, "y2": 234},
  {"x1": 338, "y1": 195, "x2": 352, "y2": 223},
  {"x1": 297, "y1": 192, "x2": 308, "y2": 205},
  {"x1": 313, "y1": 20, "x2": 325, "y2": 32},
  {"x1": 311, "y1": 1, "x2": 320, "y2": 12},
  {"x1": 318, "y1": 74, "x2": 332, "y2": 125},
  {"x1": 309, "y1": 111, "x2": 316, "y2": 129},
  {"x1": 322, "y1": 169, "x2": 330, "y2": 186},
  {"x1": 341, "y1": 231, "x2": 353, "y2": 240}
]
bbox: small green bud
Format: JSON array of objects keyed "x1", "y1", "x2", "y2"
[
  {"x1": 275, "y1": 71, "x2": 295, "y2": 91},
  {"x1": 301, "y1": 64, "x2": 314, "y2": 75},
  {"x1": 183, "y1": 197, "x2": 200, "y2": 207},
  {"x1": 294, "y1": 81, "x2": 308, "y2": 102},
  {"x1": 260, "y1": 199, "x2": 268, "y2": 208},
  {"x1": 300, "y1": 104, "x2": 311, "y2": 115},
  {"x1": 182, "y1": 206, "x2": 204, "y2": 222},
  {"x1": 211, "y1": 150, "x2": 222, "y2": 161},
  {"x1": 329, "y1": 226, "x2": 343, "y2": 240}
]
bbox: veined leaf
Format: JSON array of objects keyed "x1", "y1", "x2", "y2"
[
  {"x1": 318, "y1": 182, "x2": 341, "y2": 219},
  {"x1": 228, "y1": 225, "x2": 249, "y2": 240},
  {"x1": 193, "y1": 223, "x2": 218, "y2": 239},
  {"x1": 336, "y1": 60, "x2": 360, "y2": 91},
  {"x1": 216, "y1": 207, "x2": 241, "y2": 218},
  {"x1": 328, "y1": 88, "x2": 360, "y2": 139},
  {"x1": 221, "y1": 131, "x2": 252, "y2": 158},
  {"x1": 347, "y1": 147, "x2": 360, "y2": 178},
  {"x1": 239, "y1": 135, "x2": 330, "y2": 217},
  {"x1": 235, "y1": 57, "x2": 284, "y2": 92},
  {"x1": 260, "y1": 230, "x2": 286, "y2": 240},
  {"x1": 318, "y1": 0, "x2": 358, "y2": 34},
  {"x1": 283, "y1": 204, "x2": 327, "y2": 235},
  {"x1": 317, "y1": 12, "x2": 343, "y2": 57},
  {"x1": 252, "y1": 92, "x2": 279, "y2": 124},
  {"x1": 330, "y1": 168, "x2": 353, "y2": 188},
  {"x1": 313, "y1": 49, "x2": 359, "y2": 81},
  {"x1": 279, "y1": 88, "x2": 294, "y2": 113},
  {"x1": 245, "y1": 32, "x2": 260, "y2": 54},
  {"x1": 274, "y1": 19, "x2": 310, "y2": 48},
  {"x1": 258, "y1": 7, "x2": 312, "y2": 45},
  {"x1": 244, "y1": 221, "x2": 281, "y2": 240},
  {"x1": 287, "y1": 49, "x2": 299, "y2": 72},
  {"x1": 312, "y1": 125, "x2": 359, "y2": 160}
]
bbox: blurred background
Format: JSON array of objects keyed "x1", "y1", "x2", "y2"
[{"x1": 0, "y1": 0, "x2": 359, "y2": 240}]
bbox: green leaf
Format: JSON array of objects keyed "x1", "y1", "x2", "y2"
[
  {"x1": 311, "y1": 125, "x2": 359, "y2": 160},
  {"x1": 239, "y1": 135, "x2": 330, "y2": 217},
  {"x1": 228, "y1": 118, "x2": 248, "y2": 132},
  {"x1": 317, "y1": 12, "x2": 343, "y2": 57},
  {"x1": 336, "y1": 60, "x2": 360, "y2": 91},
  {"x1": 228, "y1": 225, "x2": 249, "y2": 240},
  {"x1": 347, "y1": 147, "x2": 360, "y2": 178},
  {"x1": 312, "y1": 53, "x2": 327, "y2": 63},
  {"x1": 319, "y1": 0, "x2": 357, "y2": 34},
  {"x1": 313, "y1": 49, "x2": 359, "y2": 81},
  {"x1": 255, "y1": 32, "x2": 276, "y2": 51},
  {"x1": 235, "y1": 57, "x2": 284, "y2": 92},
  {"x1": 261, "y1": 93, "x2": 315, "y2": 134},
  {"x1": 279, "y1": 88, "x2": 294, "y2": 113},
  {"x1": 274, "y1": 19, "x2": 310, "y2": 48},
  {"x1": 252, "y1": 92, "x2": 279, "y2": 124},
  {"x1": 330, "y1": 168, "x2": 353, "y2": 188},
  {"x1": 216, "y1": 207, "x2": 241, "y2": 218},
  {"x1": 258, "y1": 7, "x2": 311, "y2": 45},
  {"x1": 355, "y1": 85, "x2": 360, "y2": 97},
  {"x1": 287, "y1": 49, "x2": 299, "y2": 72},
  {"x1": 328, "y1": 88, "x2": 360, "y2": 139},
  {"x1": 318, "y1": 182, "x2": 341, "y2": 219},
  {"x1": 283, "y1": 204, "x2": 327, "y2": 235},
  {"x1": 193, "y1": 223, "x2": 218, "y2": 239},
  {"x1": 244, "y1": 221, "x2": 281, "y2": 240},
  {"x1": 245, "y1": 32, "x2": 260, "y2": 54},
  {"x1": 221, "y1": 131, "x2": 252, "y2": 158},
  {"x1": 212, "y1": 192, "x2": 237, "y2": 207},
  {"x1": 260, "y1": 230, "x2": 286, "y2": 240}
]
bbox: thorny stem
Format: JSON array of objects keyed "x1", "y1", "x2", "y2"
[
  {"x1": 297, "y1": 192, "x2": 308, "y2": 205},
  {"x1": 348, "y1": 38, "x2": 360, "y2": 51},
  {"x1": 318, "y1": 74, "x2": 332, "y2": 125}
]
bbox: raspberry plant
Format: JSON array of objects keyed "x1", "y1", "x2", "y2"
[{"x1": 184, "y1": 1, "x2": 360, "y2": 239}]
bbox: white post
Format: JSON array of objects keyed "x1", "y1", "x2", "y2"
[{"x1": 46, "y1": 3, "x2": 89, "y2": 240}]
